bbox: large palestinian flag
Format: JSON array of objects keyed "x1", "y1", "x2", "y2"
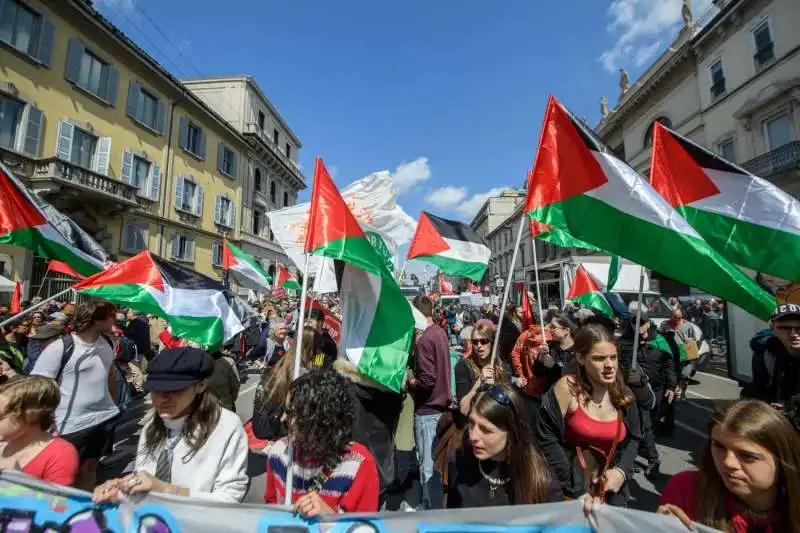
[
  {"x1": 223, "y1": 239, "x2": 272, "y2": 291},
  {"x1": 567, "y1": 265, "x2": 614, "y2": 317},
  {"x1": 276, "y1": 263, "x2": 301, "y2": 290},
  {"x1": 407, "y1": 212, "x2": 490, "y2": 282},
  {"x1": 651, "y1": 122, "x2": 800, "y2": 283},
  {"x1": 525, "y1": 97, "x2": 774, "y2": 321},
  {"x1": 0, "y1": 162, "x2": 108, "y2": 277},
  {"x1": 73, "y1": 251, "x2": 257, "y2": 348},
  {"x1": 530, "y1": 218, "x2": 600, "y2": 252},
  {"x1": 305, "y1": 158, "x2": 414, "y2": 392}
]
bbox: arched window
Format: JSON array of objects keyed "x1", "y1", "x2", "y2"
[
  {"x1": 270, "y1": 181, "x2": 276, "y2": 203},
  {"x1": 644, "y1": 117, "x2": 673, "y2": 148},
  {"x1": 254, "y1": 168, "x2": 262, "y2": 192},
  {"x1": 283, "y1": 191, "x2": 288, "y2": 207}
]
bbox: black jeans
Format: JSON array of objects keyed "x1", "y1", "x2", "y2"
[{"x1": 638, "y1": 392, "x2": 661, "y2": 463}]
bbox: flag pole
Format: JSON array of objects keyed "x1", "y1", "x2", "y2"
[
  {"x1": 36, "y1": 264, "x2": 52, "y2": 298},
  {"x1": 630, "y1": 265, "x2": 646, "y2": 370},
  {"x1": 0, "y1": 287, "x2": 72, "y2": 328},
  {"x1": 490, "y1": 216, "x2": 526, "y2": 367},
  {"x1": 530, "y1": 236, "x2": 547, "y2": 335},
  {"x1": 284, "y1": 253, "x2": 311, "y2": 506},
  {"x1": 397, "y1": 260, "x2": 408, "y2": 284}
]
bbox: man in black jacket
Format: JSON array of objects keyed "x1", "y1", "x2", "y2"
[
  {"x1": 124, "y1": 309, "x2": 152, "y2": 362},
  {"x1": 619, "y1": 312, "x2": 677, "y2": 478},
  {"x1": 742, "y1": 304, "x2": 800, "y2": 429}
]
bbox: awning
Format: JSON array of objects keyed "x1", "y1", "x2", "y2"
[{"x1": 0, "y1": 275, "x2": 15, "y2": 293}]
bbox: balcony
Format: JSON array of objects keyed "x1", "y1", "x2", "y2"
[
  {"x1": 30, "y1": 158, "x2": 139, "y2": 207},
  {"x1": 253, "y1": 189, "x2": 268, "y2": 208},
  {"x1": 742, "y1": 142, "x2": 800, "y2": 177},
  {"x1": 243, "y1": 122, "x2": 305, "y2": 186}
]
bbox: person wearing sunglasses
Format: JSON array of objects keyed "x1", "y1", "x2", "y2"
[
  {"x1": 454, "y1": 321, "x2": 511, "y2": 419},
  {"x1": 536, "y1": 324, "x2": 641, "y2": 507},
  {"x1": 445, "y1": 383, "x2": 560, "y2": 508}
]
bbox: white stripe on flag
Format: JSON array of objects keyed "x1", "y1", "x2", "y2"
[
  {"x1": 338, "y1": 264, "x2": 382, "y2": 368},
  {"x1": 144, "y1": 285, "x2": 244, "y2": 340},
  {"x1": 437, "y1": 238, "x2": 491, "y2": 264},
  {"x1": 37, "y1": 224, "x2": 106, "y2": 269}
]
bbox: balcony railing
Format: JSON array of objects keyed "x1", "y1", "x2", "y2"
[
  {"x1": 741, "y1": 142, "x2": 800, "y2": 177},
  {"x1": 31, "y1": 158, "x2": 139, "y2": 206},
  {"x1": 243, "y1": 122, "x2": 305, "y2": 184}
]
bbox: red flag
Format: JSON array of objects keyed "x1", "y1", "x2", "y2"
[
  {"x1": 514, "y1": 281, "x2": 533, "y2": 330},
  {"x1": 48, "y1": 259, "x2": 86, "y2": 280},
  {"x1": 10, "y1": 281, "x2": 21, "y2": 314}
]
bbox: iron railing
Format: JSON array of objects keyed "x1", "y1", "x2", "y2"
[{"x1": 741, "y1": 142, "x2": 800, "y2": 177}]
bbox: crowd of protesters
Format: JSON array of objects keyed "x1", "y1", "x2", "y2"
[{"x1": 1, "y1": 290, "x2": 800, "y2": 532}]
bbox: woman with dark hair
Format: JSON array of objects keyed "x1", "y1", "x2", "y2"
[
  {"x1": 251, "y1": 326, "x2": 322, "y2": 441},
  {"x1": 93, "y1": 347, "x2": 249, "y2": 503},
  {"x1": 264, "y1": 369, "x2": 379, "y2": 516},
  {"x1": 659, "y1": 400, "x2": 800, "y2": 532},
  {"x1": 454, "y1": 321, "x2": 510, "y2": 417},
  {"x1": 536, "y1": 324, "x2": 641, "y2": 506},
  {"x1": 446, "y1": 383, "x2": 559, "y2": 508}
]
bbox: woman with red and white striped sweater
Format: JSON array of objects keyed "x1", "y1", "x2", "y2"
[{"x1": 263, "y1": 369, "x2": 379, "y2": 517}]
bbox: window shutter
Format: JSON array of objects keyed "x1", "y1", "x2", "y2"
[
  {"x1": 149, "y1": 163, "x2": 161, "y2": 201},
  {"x1": 137, "y1": 225, "x2": 148, "y2": 251},
  {"x1": 126, "y1": 81, "x2": 140, "y2": 118},
  {"x1": 55, "y1": 121, "x2": 74, "y2": 161},
  {"x1": 123, "y1": 224, "x2": 135, "y2": 252},
  {"x1": 228, "y1": 201, "x2": 236, "y2": 228},
  {"x1": 156, "y1": 100, "x2": 166, "y2": 135},
  {"x1": 178, "y1": 116, "x2": 188, "y2": 150},
  {"x1": 214, "y1": 194, "x2": 222, "y2": 224},
  {"x1": 174, "y1": 175, "x2": 185, "y2": 210},
  {"x1": 22, "y1": 105, "x2": 44, "y2": 156},
  {"x1": 93, "y1": 137, "x2": 112, "y2": 175},
  {"x1": 170, "y1": 235, "x2": 179, "y2": 258},
  {"x1": 186, "y1": 238, "x2": 195, "y2": 261},
  {"x1": 64, "y1": 39, "x2": 84, "y2": 83},
  {"x1": 121, "y1": 150, "x2": 134, "y2": 185},
  {"x1": 195, "y1": 185, "x2": 205, "y2": 217},
  {"x1": 104, "y1": 66, "x2": 119, "y2": 106},
  {"x1": 36, "y1": 20, "x2": 55, "y2": 67},
  {"x1": 198, "y1": 128, "x2": 206, "y2": 160},
  {"x1": 230, "y1": 151, "x2": 237, "y2": 178},
  {"x1": 212, "y1": 243, "x2": 221, "y2": 266},
  {"x1": 217, "y1": 142, "x2": 224, "y2": 173}
]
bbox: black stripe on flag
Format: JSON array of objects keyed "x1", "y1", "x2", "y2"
[
  {"x1": 564, "y1": 106, "x2": 610, "y2": 155},
  {"x1": 665, "y1": 126, "x2": 747, "y2": 175},
  {"x1": 151, "y1": 254, "x2": 221, "y2": 291},
  {"x1": 424, "y1": 212, "x2": 487, "y2": 246}
]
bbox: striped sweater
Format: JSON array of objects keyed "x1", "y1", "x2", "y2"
[{"x1": 263, "y1": 438, "x2": 379, "y2": 513}]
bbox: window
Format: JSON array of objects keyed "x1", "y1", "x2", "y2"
[
  {"x1": 55, "y1": 120, "x2": 111, "y2": 174},
  {"x1": 170, "y1": 234, "x2": 195, "y2": 262},
  {"x1": 121, "y1": 150, "x2": 160, "y2": 200},
  {"x1": 258, "y1": 111, "x2": 265, "y2": 130},
  {"x1": 285, "y1": 143, "x2": 291, "y2": 159},
  {"x1": 174, "y1": 176, "x2": 204, "y2": 216},
  {"x1": 217, "y1": 143, "x2": 237, "y2": 177},
  {"x1": 0, "y1": 0, "x2": 53, "y2": 64},
  {"x1": 215, "y1": 195, "x2": 235, "y2": 228},
  {"x1": 65, "y1": 40, "x2": 118, "y2": 104},
  {"x1": 179, "y1": 117, "x2": 205, "y2": 159},
  {"x1": 132, "y1": 155, "x2": 150, "y2": 190},
  {"x1": 764, "y1": 113, "x2": 792, "y2": 151},
  {"x1": 753, "y1": 20, "x2": 775, "y2": 69},
  {"x1": 283, "y1": 191, "x2": 288, "y2": 207},
  {"x1": 71, "y1": 128, "x2": 97, "y2": 169},
  {"x1": 272, "y1": 128, "x2": 279, "y2": 145},
  {"x1": 710, "y1": 59, "x2": 726, "y2": 98},
  {"x1": 121, "y1": 222, "x2": 148, "y2": 254},
  {"x1": 644, "y1": 117, "x2": 673, "y2": 147},
  {"x1": 717, "y1": 138, "x2": 736, "y2": 163},
  {"x1": 126, "y1": 81, "x2": 165, "y2": 134},
  {"x1": 253, "y1": 210, "x2": 262, "y2": 235},
  {"x1": 270, "y1": 181, "x2": 276, "y2": 203},
  {"x1": 0, "y1": 93, "x2": 23, "y2": 149},
  {"x1": 254, "y1": 168, "x2": 262, "y2": 192},
  {"x1": 212, "y1": 242, "x2": 223, "y2": 267}
]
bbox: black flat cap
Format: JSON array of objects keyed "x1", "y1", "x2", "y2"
[{"x1": 145, "y1": 347, "x2": 214, "y2": 392}]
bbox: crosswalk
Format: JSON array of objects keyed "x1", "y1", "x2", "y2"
[{"x1": 98, "y1": 395, "x2": 151, "y2": 483}]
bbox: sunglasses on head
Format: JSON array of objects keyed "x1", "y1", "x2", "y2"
[
  {"x1": 478, "y1": 384, "x2": 511, "y2": 405},
  {"x1": 472, "y1": 337, "x2": 491, "y2": 346}
]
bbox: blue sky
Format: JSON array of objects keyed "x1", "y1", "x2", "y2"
[{"x1": 96, "y1": 0, "x2": 714, "y2": 219}]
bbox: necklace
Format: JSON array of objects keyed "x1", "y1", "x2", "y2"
[{"x1": 478, "y1": 460, "x2": 509, "y2": 499}]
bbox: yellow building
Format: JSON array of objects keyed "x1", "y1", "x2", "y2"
[{"x1": 0, "y1": 0, "x2": 253, "y2": 296}]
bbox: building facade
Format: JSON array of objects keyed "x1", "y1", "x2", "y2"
[
  {"x1": 0, "y1": 0, "x2": 303, "y2": 297},
  {"x1": 469, "y1": 189, "x2": 526, "y2": 239}
]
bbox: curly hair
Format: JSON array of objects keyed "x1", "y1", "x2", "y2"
[{"x1": 287, "y1": 369, "x2": 356, "y2": 469}]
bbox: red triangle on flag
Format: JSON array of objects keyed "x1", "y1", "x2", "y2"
[
  {"x1": 222, "y1": 239, "x2": 235, "y2": 270},
  {"x1": 48, "y1": 260, "x2": 86, "y2": 280},
  {"x1": 567, "y1": 265, "x2": 603, "y2": 299},
  {"x1": 525, "y1": 97, "x2": 609, "y2": 214},
  {"x1": 530, "y1": 218, "x2": 552, "y2": 238},
  {"x1": 10, "y1": 281, "x2": 21, "y2": 314},
  {"x1": 0, "y1": 166, "x2": 47, "y2": 234},
  {"x1": 73, "y1": 251, "x2": 165, "y2": 292},
  {"x1": 650, "y1": 122, "x2": 721, "y2": 207},
  {"x1": 407, "y1": 212, "x2": 450, "y2": 259},
  {"x1": 305, "y1": 158, "x2": 366, "y2": 252}
]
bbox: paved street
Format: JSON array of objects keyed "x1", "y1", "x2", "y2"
[{"x1": 100, "y1": 367, "x2": 742, "y2": 511}]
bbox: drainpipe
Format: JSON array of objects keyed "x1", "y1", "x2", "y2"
[{"x1": 157, "y1": 92, "x2": 184, "y2": 256}]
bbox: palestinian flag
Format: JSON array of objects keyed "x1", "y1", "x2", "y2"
[
  {"x1": 0, "y1": 162, "x2": 108, "y2": 277},
  {"x1": 222, "y1": 239, "x2": 272, "y2": 291},
  {"x1": 528, "y1": 174, "x2": 600, "y2": 253},
  {"x1": 651, "y1": 122, "x2": 800, "y2": 283},
  {"x1": 525, "y1": 97, "x2": 774, "y2": 321},
  {"x1": 305, "y1": 157, "x2": 414, "y2": 392},
  {"x1": 407, "y1": 211, "x2": 490, "y2": 282},
  {"x1": 567, "y1": 265, "x2": 614, "y2": 316},
  {"x1": 73, "y1": 251, "x2": 257, "y2": 348},
  {"x1": 276, "y1": 264, "x2": 301, "y2": 290},
  {"x1": 607, "y1": 255, "x2": 622, "y2": 291}
]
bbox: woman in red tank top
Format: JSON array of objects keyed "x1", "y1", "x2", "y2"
[{"x1": 535, "y1": 324, "x2": 641, "y2": 507}]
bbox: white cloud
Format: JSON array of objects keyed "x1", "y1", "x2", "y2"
[
  {"x1": 457, "y1": 187, "x2": 510, "y2": 219},
  {"x1": 598, "y1": 0, "x2": 714, "y2": 73},
  {"x1": 425, "y1": 186, "x2": 467, "y2": 209},
  {"x1": 390, "y1": 157, "x2": 431, "y2": 194},
  {"x1": 95, "y1": 0, "x2": 139, "y2": 14}
]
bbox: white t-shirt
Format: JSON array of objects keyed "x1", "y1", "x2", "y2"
[
  {"x1": 32, "y1": 333, "x2": 119, "y2": 435},
  {"x1": 135, "y1": 408, "x2": 249, "y2": 502}
]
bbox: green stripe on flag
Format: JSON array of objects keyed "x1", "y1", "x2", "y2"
[
  {"x1": 411, "y1": 254, "x2": 487, "y2": 282},
  {"x1": 607, "y1": 255, "x2": 621, "y2": 291},
  {"x1": 0, "y1": 226, "x2": 102, "y2": 277},
  {"x1": 571, "y1": 291, "x2": 614, "y2": 317}
]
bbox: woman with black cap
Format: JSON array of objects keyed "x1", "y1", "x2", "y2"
[{"x1": 93, "y1": 347, "x2": 249, "y2": 503}]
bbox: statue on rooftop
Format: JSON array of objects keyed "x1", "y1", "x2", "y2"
[
  {"x1": 682, "y1": 0, "x2": 694, "y2": 27},
  {"x1": 600, "y1": 96, "x2": 609, "y2": 117},
  {"x1": 619, "y1": 68, "x2": 630, "y2": 98}
]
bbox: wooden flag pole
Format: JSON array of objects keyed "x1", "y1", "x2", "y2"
[
  {"x1": 490, "y1": 216, "x2": 526, "y2": 368},
  {"x1": 630, "y1": 265, "x2": 646, "y2": 370}
]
